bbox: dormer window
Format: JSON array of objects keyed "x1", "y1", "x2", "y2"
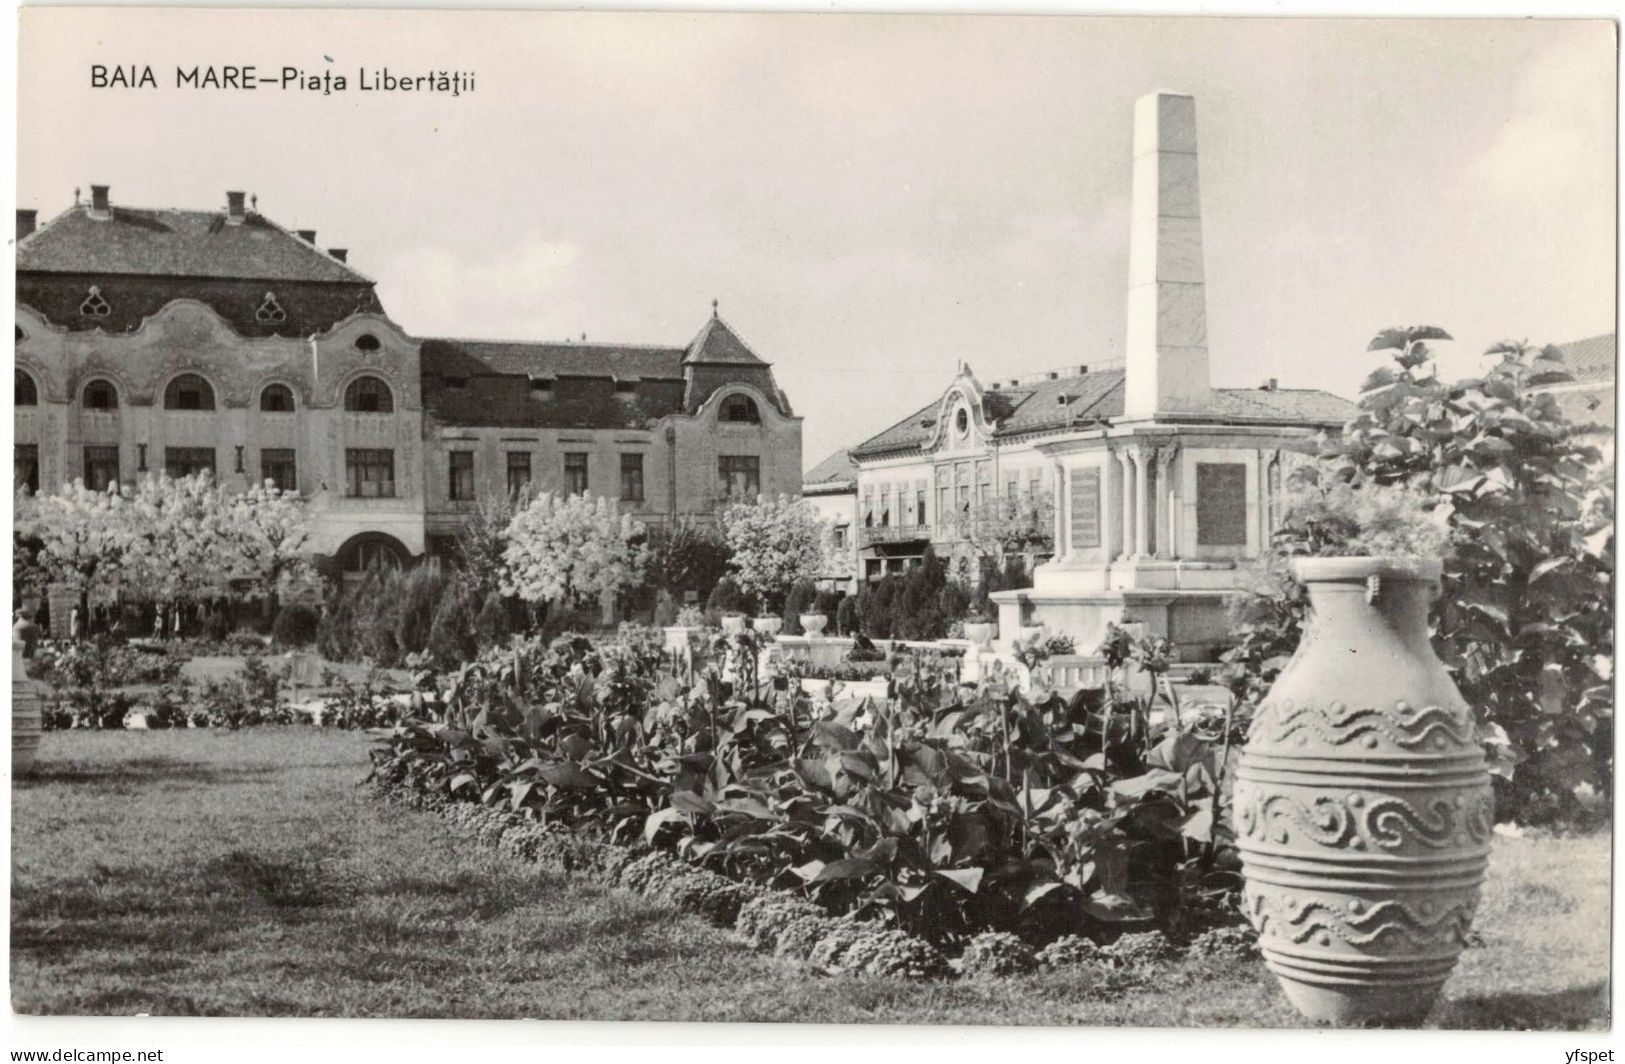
[
  {"x1": 530, "y1": 378, "x2": 553, "y2": 394},
  {"x1": 80, "y1": 286, "x2": 111, "y2": 318},
  {"x1": 615, "y1": 380, "x2": 636, "y2": 395},
  {"x1": 444, "y1": 376, "x2": 468, "y2": 391},
  {"x1": 254, "y1": 292, "x2": 287, "y2": 324},
  {"x1": 721, "y1": 395, "x2": 760, "y2": 423}
]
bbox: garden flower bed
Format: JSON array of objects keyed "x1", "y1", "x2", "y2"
[{"x1": 367, "y1": 625, "x2": 1254, "y2": 966}]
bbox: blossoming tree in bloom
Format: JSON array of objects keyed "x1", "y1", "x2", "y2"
[
  {"x1": 500, "y1": 493, "x2": 648, "y2": 616},
  {"x1": 122, "y1": 472, "x2": 237, "y2": 606},
  {"x1": 720, "y1": 494, "x2": 825, "y2": 614},
  {"x1": 27, "y1": 480, "x2": 133, "y2": 613},
  {"x1": 223, "y1": 479, "x2": 316, "y2": 615}
]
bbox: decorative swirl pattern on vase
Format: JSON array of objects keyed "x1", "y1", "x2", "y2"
[
  {"x1": 1253, "y1": 699, "x2": 1476, "y2": 751},
  {"x1": 1249, "y1": 890, "x2": 1480, "y2": 951},
  {"x1": 1235, "y1": 785, "x2": 1494, "y2": 851}
]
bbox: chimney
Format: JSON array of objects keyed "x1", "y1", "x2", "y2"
[
  {"x1": 296, "y1": 229, "x2": 317, "y2": 243},
  {"x1": 88, "y1": 185, "x2": 111, "y2": 220},
  {"x1": 225, "y1": 190, "x2": 246, "y2": 224},
  {"x1": 1123, "y1": 91, "x2": 1211, "y2": 420},
  {"x1": 16, "y1": 209, "x2": 37, "y2": 241},
  {"x1": 1261, "y1": 377, "x2": 1278, "y2": 391},
  {"x1": 328, "y1": 248, "x2": 348, "y2": 262}
]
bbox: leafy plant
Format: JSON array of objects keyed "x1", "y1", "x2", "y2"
[{"x1": 1230, "y1": 326, "x2": 1614, "y2": 824}]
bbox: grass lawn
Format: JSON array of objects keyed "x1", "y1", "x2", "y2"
[{"x1": 10, "y1": 729, "x2": 1610, "y2": 1027}]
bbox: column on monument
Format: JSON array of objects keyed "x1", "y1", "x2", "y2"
[
  {"x1": 1052, "y1": 459, "x2": 1067, "y2": 559},
  {"x1": 1114, "y1": 448, "x2": 1135, "y2": 561},
  {"x1": 1155, "y1": 446, "x2": 1178, "y2": 560},
  {"x1": 1131, "y1": 447, "x2": 1151, "y2": 559}
]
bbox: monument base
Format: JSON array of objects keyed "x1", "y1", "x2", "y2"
[{"x1": 990, "y1": 585, "x2": 1236, "y2": 662}]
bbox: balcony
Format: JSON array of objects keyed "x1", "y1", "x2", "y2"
[{"x1": 858, "y1": 525, "x2": 931, "y2": 549}]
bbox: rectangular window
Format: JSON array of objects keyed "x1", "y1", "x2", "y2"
[
  {"x1": 345, "y1": 448, "x2": 395, "y2": 498},
  {"x1": 620, "y1": 453, "x2": 645, "y2": 502},
  {"x1": 449, "y1": 451, "x2": 476, "y2": 502},
  {"x1": 1027, "y1": 468, "x2": 1044, "y2": 497},
  {"x1": 916, "y1": 485, "x2": 928, "y2": 527},
  {"x1": 564, "y1": 452, "x2": 589, "y2": 495},
  {"x1": 718, "y1": 455, "x2": 761, "y2": 500},
  {"x1": 260, "y1": 448, "x2": 297, "y2": 493},
  {"x1": 16, "y1": 444, "x2": 39, "y2": 494},
  {"x1": 1069, "y1": 467, "x2": 1101, "y2": 550},
  {"x1": 1005, "y1": 471, "x2": 1020, "y2": 499},
  {"x1": 83, "y1": 446, "x2": 119, "y2": 493},
  {"x1": 506, "y1": 451, "x2": 532, "y2": 497},
  {"x1": 164, "y1": 447, "x2": 215, "y2": 480},
  {"x1": 1196, "y1": 462, "x2": 1249, "y2": 546},
  {"x1": 976, "y1": 460, "x2": 993, "y2": 503},
  {"x1": 880, "y1": 486, "x2": 892, "y2": 527},
  {"x1": 832, "y1": 526, "x2": 847, "y2": 549}
]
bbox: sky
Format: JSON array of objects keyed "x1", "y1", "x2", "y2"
[{"x1": 16, "y1": 10, "x2": 1617, "y2": 469}]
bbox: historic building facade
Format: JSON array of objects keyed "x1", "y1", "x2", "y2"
[
  {"x1": 801, "y1": 448, "x2": 859, "y2": 592},
  {"x1": 15, "y1": 186, "x2": 800, "y2": 584},
  {"x1": 841, "y1": 92, "x2": 1356, "y2": 659}
]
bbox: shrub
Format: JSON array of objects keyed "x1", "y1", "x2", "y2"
[
  {"x1": 704, "y1": 576, "x2": 752, "y2": 625},
  {"x1": 396, "y1": 567, "x2": 449, "y2": 657},
  {"x1": 475, "y1": 590, "x2": 513, "y2": 649},
  {"x1": 203, "y1": 606, "x2": 233, "y2": 643},
  {"x1": 835, "y1": 594, "x2": 861, "y2": 636},
  {"x1": 427, "y1": 584, "x2": 478, "y2": 668},
  {"x1": 316, "y1": 584, "x2": 356, "y2": 661},
  {"x1": 1035, "y1": 934, "x2": 1107, "y2": 971},
  {"x1": 781, "y1": 578, "x2": 818, "y2": 634},
  {"x1": 273, "y1": 604, "x2": 319, "y2": 649},
  {"x1": 958, "y1": 932, "x2": 1036, "y2": 977},
  {"x1": 1105, "y1": 931, "x2": 1175, "y2": 966}
]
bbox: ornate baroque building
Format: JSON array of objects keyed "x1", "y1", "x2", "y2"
[{"x1": 14, "y1": 186, "x2": 802, "y2": 584}]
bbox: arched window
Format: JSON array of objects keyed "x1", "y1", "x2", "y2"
[
  {"x1": 720, "y1": 394, "x2": 760, "y2": 423},
  {"x1": 344, "y1": 375, "x2": 393, "y2": 413},
  {"x1": 260, "y1": 383, "x2": 296, "y2": 412},
  {"x1": 15, "y1": 369, "x2": 38, "y2": 406},
  {"x1": 354, "y1": 333, "x2": 381, "y2": 352},
  {"x1": 164, "y1": 374, "x2": 216, "y2": 411},
  {"x1": 82, "y1": 379, "x2": 119, "y2": 410}
]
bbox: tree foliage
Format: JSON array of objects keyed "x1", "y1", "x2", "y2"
[
  {"x1": 500, "y1": 493, "x2": 648, "y2": 608},
  {"x1": 720, "y1": 494, "x2": 826, "y2": 614},
  {"x1": 1228, "y1": 326, "x2": 1614, "y2": 824}
]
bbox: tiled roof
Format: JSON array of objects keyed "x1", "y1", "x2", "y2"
[
  {"x1": 1552, "y1": 333, "x2": 1615, "y2": 384},
  {"x1": 421, "y1": 338, "x2": 686, "y2": 380},
  {"x1": 18, "y1": 204, "x2": 372, "y2": 284},
  {"x1": 684, "y1": 314, "x2": 770, "y2": 365},
  {"x1": 804, "y1": 448, "x2": 857, "y2": 486},
  {"x1": 850, "y1": 369, "x2": 1354, "y2": 458},
  {"x1": 16, "y1": 274, "x2": 384, "y2": 338}
]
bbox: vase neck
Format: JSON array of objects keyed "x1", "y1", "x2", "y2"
[{"x1": 1303, "y1": 576, "x2": 1433, "y2": 647}]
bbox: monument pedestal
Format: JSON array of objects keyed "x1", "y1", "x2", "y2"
[{"x1": 994, "y1": 557, "x2": 1242, "y2": 661}]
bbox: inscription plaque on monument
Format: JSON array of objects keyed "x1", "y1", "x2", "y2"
[
  {"x1": 1069, "y1": 466, "x2": 1101, "y2": 550},
  {"x1": 1196, "y1": 462, "x2": 1248, "y2": 546}
]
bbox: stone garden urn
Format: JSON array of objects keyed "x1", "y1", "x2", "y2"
[
  {"x1": 799, "y1": 613, "x2": 828, "y2": 637},
  {"x1": 719, "y1": 614, "x2": 748, "y2": 636},
  {"x1": 963, "y1": 621, "x2": 997, "y2": 648},
  {"x1": 12, "y1": 618, "x2": 44, "y2": 775},
  {"x1": 752, "y1": 616, "x2": 783, "y2": 636},
  {"x1": 1235, "y1": 558, "x2": 1493, "y2": 1025}
]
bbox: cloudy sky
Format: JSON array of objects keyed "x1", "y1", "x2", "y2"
[{"x1": 18, "y1": 10, "x2": 1616, "y2": 467}]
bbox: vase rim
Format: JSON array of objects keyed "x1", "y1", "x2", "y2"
[{"x1": 1289, "y1": 555, "x2": 1443, "y2": 584}]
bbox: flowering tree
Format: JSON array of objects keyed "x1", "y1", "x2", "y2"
[
  {"x1": 222, "y1": 479, "x2": 316, "y2": 614},
  {"x1": 29, "y1": 480, "x2": 136, "y2": 610},
  {"x1": 500, "y1": 493, "x2": 648, "y2": 610},
  {"x1": 121, "y1": 473, "x2": 237, "y2": 606},
  {"x1": 720, "y1": 494, "x2": 824, "y2": 613}
]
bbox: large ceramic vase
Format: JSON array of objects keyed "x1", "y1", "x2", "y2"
[
  {"x1": 12, "y1": 619, "x2": 43, "y2": 775},
  {"x1": 1235, "y1": 557, "x2": 1492, "y2": 1025}
]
